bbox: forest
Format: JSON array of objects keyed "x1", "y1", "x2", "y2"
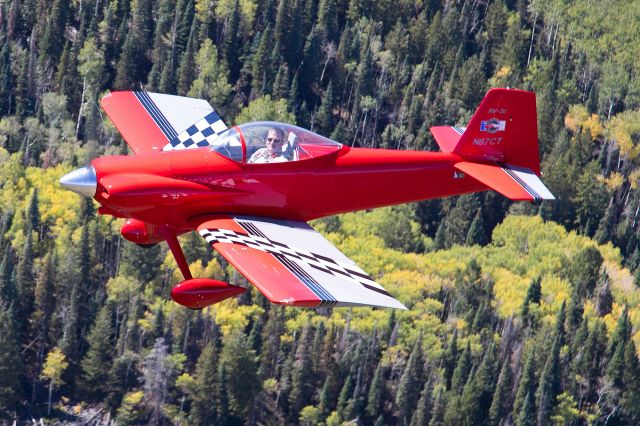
[{"x1": 2, "y1": 0, "x2": 640, "y2": 424}]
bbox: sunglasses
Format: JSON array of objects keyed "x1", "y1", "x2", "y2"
[{"x1": 266, "y1": 137, "x2": 282, "y2": 143}]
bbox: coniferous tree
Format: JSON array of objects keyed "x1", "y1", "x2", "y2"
[
  {"x1": 410, "y1": 378, "x2": 433, "y2": 426},
  {"x1": 289, "y1": 325, "x2": 315, "y2": 416},
  {"x1": 366, "y1": 363, "x2": 384, "y2": 420},
  {"x1": 535, "y1": 335, "x2": 561, "y2": 426},
  {"x1": 223, "y1": 0, "x2": 241, "y2": 82},
  {"x1": 190, "y1": 339, "x2": 218, "y2": 424},
  {"x1": 396, "y1": 339, "x2": 424, "y2": 424},
  {"x1": 442, "y1": 330, "x2": 458, "y2": 390},
  {"x1": 489, "y1": 359, "x2": 513, "y2": 426},
  {"x1": 450, "y1": 341, "x2": 471, "y2": 395},
  {"x1": 513, "y1": 350, "x2": 536, "y2": 421},
  {"x1": 220, "y1": 328, "x2": 260, "y2": 419},
  {"x1": 80, "y1": 304, "x2": 114, "y2": 398},
  {"x1": 0, "y1": 303, "x2": 22, "y2": 418}
]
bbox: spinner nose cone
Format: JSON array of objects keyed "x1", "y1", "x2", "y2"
[{"x1": 59, "y1": 166, "x2": 97, "y2": 197}]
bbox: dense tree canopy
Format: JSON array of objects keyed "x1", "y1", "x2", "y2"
[{"x1": 3, "y1": 0, "x2": 640, "y2": 424}]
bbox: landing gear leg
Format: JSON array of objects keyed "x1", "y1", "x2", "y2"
[{"x1": 163, "y1": 230, "x2": 192, "y2": 280}]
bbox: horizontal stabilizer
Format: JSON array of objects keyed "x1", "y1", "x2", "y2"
[
  {"x1": 454, "y1": 162, "x2": 555, "y2": 202},
  {"x1": 430, "y1": 126, "x2": 465, "y2": 152}
]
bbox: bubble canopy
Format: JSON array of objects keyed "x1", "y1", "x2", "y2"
[{"x1": 208, "y1": 121, "x2": 343, "y2": 164}]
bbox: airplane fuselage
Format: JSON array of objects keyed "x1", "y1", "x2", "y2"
[{"x1": 92, "y1": 145, "x2": 487, "y2": 233}]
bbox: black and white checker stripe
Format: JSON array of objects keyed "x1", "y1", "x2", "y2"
[
  {"x1": 163, "y1": 111, "x2": 228, "y2": 151},
  {"x1": 198, "y1": 227, "x2": 390, "y2": 299}
]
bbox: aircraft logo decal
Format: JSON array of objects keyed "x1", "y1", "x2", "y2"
[
  {"x1": 164, "y1": 111, "x2": 228, "y2": 151},
  {"x1": 198, "y1": 227, "x2": 389, "y2": 298},
  {"x1": 480, "y1": 118, "x2": 506, "y2": 134}
]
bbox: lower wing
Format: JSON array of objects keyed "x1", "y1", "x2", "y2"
[{"x1": 194, "y1": 215, "x2": 406, "y2": 309}]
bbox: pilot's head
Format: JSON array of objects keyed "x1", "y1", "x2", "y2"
[{"x1": 266, "y1": 128, "x2": 285, "y2": 156}]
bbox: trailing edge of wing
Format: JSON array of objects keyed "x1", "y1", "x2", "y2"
[
  {"x1": 455, "y1": 161, "x2": 555, "y2": 201},
  {"x1": 193, "y1": 215, "x2": 407, "y2": 310}
]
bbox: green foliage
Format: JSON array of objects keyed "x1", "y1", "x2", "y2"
[{"x1": 5, "y1": 1, "x2": 640, "y2": 424}]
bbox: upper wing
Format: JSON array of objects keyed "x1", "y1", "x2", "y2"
[
  {"x1": 455, "y1": 161, "x2": 555, "y2": 201},
  {"x1": 101, "y1": 91, "x2": 227, "y2": 155},
  {"x1": 194, "y1": 215, "x2": 406, "y2": 309}
]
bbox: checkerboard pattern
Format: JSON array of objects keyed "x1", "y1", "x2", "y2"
[
  {"x1": 198, "y1": 227, "x2": 389, "y2": 298},
  {"x1": 163, "y1": 111, "x2": 228, "y2": 151}
]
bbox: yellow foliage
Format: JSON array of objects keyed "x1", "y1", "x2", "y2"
[
  {"x1": 629, "y1": 168, "x2": 640, "y2": 189},
  {"x1": 597, "y1": 172, "x2": 624, "y2": 192},
  {"x1": 605, "y1": 109, "x2": 640, "y2": 159},
  {"x1": 210, "y1": 297, "x2": 264, "y2": 335},
  {"x1": 564, "y1": 105, "x2": 603, "y2": 139},
  {"x1": 584, "y1": 114, "x2": 604, "y2": 139},
  {"x1": 488, "y1": 66, "x2": 512, "y2": 88},
  {"x1": 565, "y1": 104, "x2": 590, "y2": 133},
  {"x1": 122, "y1": 390, "x2": 144, "y2": 405},
  {"x1": 41, "y1": 347, "x2": 68, "y2": 387}
]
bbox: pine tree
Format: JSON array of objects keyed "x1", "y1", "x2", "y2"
[
  {"x1": 535, "y1": 336, "x2": 561, "y2": 426},
  {"x1": 190, "y1": 339, "x2": 218, "y2": 425},
  {"x1": 443, "y1": 330, "x2": 458, "y2": 390},
  {"x1": 0, "y1": 38, "x2": 13, "y2": 116},
  {"x1": 177, "y1": 17, "x2": 198, "y2": 96},
  {"x1": 520, "y1": 276, "x2": 541, "y2": 326},
  {"x1": 80, "y1": 304, "x2": 114, "y2": 398},
  {"x1": 114, "y1": 0, "x2": 153, "y2": 89},
  {"x1": 450, "y1": 341, "x2": 471, "y2": 395},
  {"x1": 621, "y1": 340, "x2": 640, "y2": 422},
  {"x1": 428, "y1": 387, "x2": 446, "y2": 426},
  {"x1": 252, "y1": 25, "x2": 273, "y2": 96},
  {"x1": 336, "y1": 375, "x2": 353, "y2": 421},
  {"x1": 366, "y1": 363, "x2": 384, "y2": 420},
  {"x1": 289, "y1": 325, "x2": 315, "y2": 416},
  {"x1": 220, "y1": 329, "x2": 260, "y2": 418},
  {"x1": 300, "y1": 24, "x2": 324, "y2": 107},
  {"x1": 15, "y1": 229, "x2": 34, "y2": 325},
  {"x1": 443, "y1": 194, "x2": 481, "y2": 248},
  {"x1": 38, "y1": 0, "x2": 68, "y2": 66},
  {"x1": 489, "y1": 359, "x2": 513, "y2": 426},
  {"x1": 0, "y1": 246, "x2": 16, "y2": 305},
  {"x1": 223, "y1": 0, "x2": 241, "y2": 82},
  {"x1": 608, "y1": 307, "x2": 631, "y2": 357},
  {"x1": 513, "y1": 350, "x2": 536, "y2": 420},
  {"x1": 396, "y1": 339, "x2": 424, "y2": 424},
  {"x1": 515, "y1": 391, "x2": 536, "y2": 426},
  {"x1": 0, "y1": 303, "x2": 22, "y2": 418},
  {"x1": 316, "y1": 81, "x2": 335, "y2": 135},
  {"x1": 410, "y1": 379, "x2": 433, "y2": 426},
  {"x1": 465, "y1": 208, "x2": 488, "y2": 246}
]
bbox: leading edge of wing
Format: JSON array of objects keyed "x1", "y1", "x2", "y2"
[{"x1": 193, "y1": 215, "x2": 407, "y2": 310}]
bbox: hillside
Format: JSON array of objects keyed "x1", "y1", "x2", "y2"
[{"x1": 2, "y1": 0, "x2": 640, "y2": 424}]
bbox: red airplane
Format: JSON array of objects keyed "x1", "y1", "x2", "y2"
[{"x1": 60, "y1": 88, "x2": 554, "y2": 310}]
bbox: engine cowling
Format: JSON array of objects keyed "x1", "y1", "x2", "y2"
[{"x1": 171, "y1": 278, "x2": 247, "y2": 309}]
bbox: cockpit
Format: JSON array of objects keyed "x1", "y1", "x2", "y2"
[{"x1": 209, "y1": 121, "x2": 343, "y2": 164}]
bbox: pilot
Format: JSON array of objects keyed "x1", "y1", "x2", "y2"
[{"x1": 249, "y1": 127, "x2": 289, "y2": 163}]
